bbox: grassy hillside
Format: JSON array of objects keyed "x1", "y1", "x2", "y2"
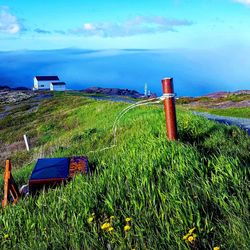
[
  {"x1": 0, "y1": 92, "x2": 249, "y2": 250},
  {"x1": 177, "y1": 93, "x2": 250, "y2": 119}
]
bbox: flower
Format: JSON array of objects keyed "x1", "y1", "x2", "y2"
[
  {"x1": 101, "y1": 222, "x2": 111, "y2": 230},
  {"x1": 187, "y1": 236, "x2": 194, "y2": 243},
  {"x1": 4, "y1": 234, "x2": 9, "y2": 239},
  {"x1": 124, "y1": 225, "x2": 131, "y2": 232},
  {"x1": 88, "y1": 217, "x2": 94, "y2": 223},
  {"x1": 213, "y1": 247, "x2": 220, "y2": 250},
  {"x1": 125, "y1": 217, "x2": 132, "y2": 222},
  {"x1": 183, "y1": 227, "x2": 197, "y2": 244},
  {"x1": 107, "y1": 227, "x2": 114, "y2": 232},
  {"x1": 187, "y1": 235, "x2": 198, "y2": 244}
]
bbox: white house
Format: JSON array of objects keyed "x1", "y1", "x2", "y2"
[
  {"x1": 33, "y1": 76, "x2": 60, "y2": 90},
  {"x1": 50, "y1": 82, "x2": 66, "y2": 91}
]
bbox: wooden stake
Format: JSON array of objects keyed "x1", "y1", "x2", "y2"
[{"x1": 2, "y1": 160, "x2": 20, "y2": 208}]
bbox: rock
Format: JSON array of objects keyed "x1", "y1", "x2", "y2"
[
  {"x1": 0, "y1": 85, "x2": 30, "y2": 91},
  {"x1": 0, "y1": 85, "x2": 11, "y2": 90},
  {"x1": 81, "y1": 87, "x2": 144, "y2": 98},
  {"x1": 201, "y1": 90, "x2": 250, "y2": 98},
  {"x1": 0, "y1": 90, "x2": 36, "y2": 104}
]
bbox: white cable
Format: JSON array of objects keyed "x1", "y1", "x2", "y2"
[
  {"x1": 112, "y1": 97, "x2": 159, "y2": 132},
  {"x1": 159, "y1": 93, "x2": 175, "y2": 100},
  {"x1": 112, "y1": 100, "x2": 161, "y2": 145},
  {"x1": 87, "y1": 98, "x2": 162, "y2": 154}
]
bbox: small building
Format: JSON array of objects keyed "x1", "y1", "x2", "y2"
[
  {"x1": 50, "y1": 82, "x2": 66, "y2": 91},
  {"x1": 33, "y1": 76, "x2": 60, "y2": 90}
]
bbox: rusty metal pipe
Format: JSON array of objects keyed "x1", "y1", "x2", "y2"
[{"x1": 162, "y1": 78, "x2": 177, "y2": 140}]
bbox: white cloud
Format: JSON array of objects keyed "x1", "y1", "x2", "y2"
[
  {"x1": 70, "y1": 16, "x2": 193, "y2": 37},
  {"x1": 234, "y1": 0, "x2": 250, "y2": 6},
  {"x1": 0, "y1": 7, "x2": 21, "y2": 34}
]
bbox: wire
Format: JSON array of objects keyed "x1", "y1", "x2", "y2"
[{"x1": 87, "y1": 97, "x2": 162, "y2": 154}]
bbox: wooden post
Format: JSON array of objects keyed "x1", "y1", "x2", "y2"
[
  {"x1": 2, "y1": 160, "x2": 11, "y2": 208},
  {"x1": 2, "y1": 160, "x2": 20, "y2": 208},
  {"x1": 162, "y1": 77, "x2": 178, "y2": 140}
]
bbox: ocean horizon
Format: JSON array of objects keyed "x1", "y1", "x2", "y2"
[{"x1": 1, "y1": 48, "x2": 249, "y2": 97}]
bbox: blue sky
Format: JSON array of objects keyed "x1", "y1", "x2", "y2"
[
  {"x1": 1, "y1": 0, "x2": 250, "y2": 50},
  {"x1": 0, "y1": 0, "x2": 250, "y2": 95}
]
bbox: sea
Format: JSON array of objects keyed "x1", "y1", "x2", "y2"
[{"x1": 0, "y1": 48, "x2": 249, "y2": 97}]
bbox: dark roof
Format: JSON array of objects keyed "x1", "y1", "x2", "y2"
[
  {"x1": 51, "y1": 82, "x2": 66, "y2": 86},
  {"x1": 35, "y1": 76, "x2": 59, "y2": 81}
]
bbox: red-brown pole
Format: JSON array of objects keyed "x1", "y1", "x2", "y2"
[
  {"x1": 2, "y1": 160, "x2": 11, "y2": 208},
  {"x1": 162, "y1": 77, "x2": 177, "y2": 140}
]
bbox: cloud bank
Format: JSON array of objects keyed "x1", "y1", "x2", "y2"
[
  {"x1": 234, "y1": 0, "x2": 250, "y2": 6},
  {"x1": 70, "y1": 16, "x2": 193, "y2": 37},
  {"x1": 0, "y1": 6, "x2": 22, "y2": 34},
  {"x1": 34, "y1": 28, "x2": 51, "y2": 34},
  {"x1": 0, "y1": 10, "x2": 192, "y2": 38}
]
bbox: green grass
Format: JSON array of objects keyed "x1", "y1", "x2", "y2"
[
  {"x1": 196, "y1": 107, "x2": 250, "y2": 119},
  {"x1": 0, "y1": 92, "x2": 249, "y2": 249}
]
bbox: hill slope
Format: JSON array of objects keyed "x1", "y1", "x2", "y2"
[{"x1": 0, "y1": 92, "x2": 249, "y2": 249}]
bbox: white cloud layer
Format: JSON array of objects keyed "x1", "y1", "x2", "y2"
[
  {"x1": 70, "y1": 16, "x2": 193, "y2": 37},
  {"x1": 0, "y1": 7, "x2": 21, "y2": 34},
  {"x1": 234, "y1": 0, "x2": 250, "y2": 6}
]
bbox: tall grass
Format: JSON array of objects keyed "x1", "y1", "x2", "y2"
[{"x1": 0, "y1": 92, "x2": 249, "y2": 249}]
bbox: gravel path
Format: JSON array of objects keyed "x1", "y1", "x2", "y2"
[{"x1": 193, "y1": 111, "x2": 250, "y2": 135}]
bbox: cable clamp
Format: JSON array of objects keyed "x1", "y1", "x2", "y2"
[{"x1": 159, "y1": 93, "x2": 176, "y2": 100}]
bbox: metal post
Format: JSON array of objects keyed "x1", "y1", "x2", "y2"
[
  {"x1": 162, "y1": 77, "x2": 177, "y2": 140},
  {"x1": 23, "y1": 134, "x2": 30, "y2": 151}
]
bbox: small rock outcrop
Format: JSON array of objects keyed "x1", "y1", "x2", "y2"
[
  {"x1": 0, "y1": 90, "x2": 35, "y2": 104},
  {"x1": 81, "y1": 87, "x2": 145, "y2": 98}
]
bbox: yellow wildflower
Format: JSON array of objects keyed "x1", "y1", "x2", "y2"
[
  {"x1": 183, "y1": 227, "x2": 197, "y2": 244},
  {"x1": 124, "y1": 225, "x2": 131, "y2": 232},
  {"x1": 125, "y1": 217, "x2": 132, "y2": 222},
  {"x1": 187, "y1": 236, "x2": 194, "y2": 243},
  {"x1": 4, "y1": 234, "x2": 9, "y2": 239},
  {"x1": 213, "y1": 247, "x2": 220, "y2": 250},
  {"x1": 101, "y1": 222, "x2": 111, "y2": 230},
  {"x1": 107, "y1": 227, "x2": 114, "y2": 232}
]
